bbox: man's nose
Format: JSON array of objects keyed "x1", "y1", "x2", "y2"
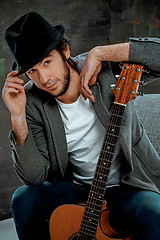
[{"x1": 39, "y1": 70, "x2": 49, "y2": 84}]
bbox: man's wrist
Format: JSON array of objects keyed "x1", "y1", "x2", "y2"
[
  {"x1": 11, "y1": 112, "x2": 29, "y2": 146},
  {"x1": 90, "y1": 43, "x2": 130, "y2": 63}
]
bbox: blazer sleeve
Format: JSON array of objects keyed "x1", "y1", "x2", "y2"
[
  {"x1": 129, "y1": 37, "x2": 160, "y2": 74},
  {"x1": 9, "y1": 102, "x2": 51, "y2": 185}
]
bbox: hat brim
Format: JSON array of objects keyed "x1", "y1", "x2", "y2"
[{"x1": 12, "y1": 25, "x2": 65, "y2": 75}]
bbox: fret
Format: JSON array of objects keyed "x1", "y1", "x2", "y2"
[
  {"x1": 109, "y1": 123, "x2": 121, "y2": 128},
  {"x1": 91, "y1": 182, "x2": 107, "y2": 192},
  {"x1": 80, "y1": 222, "x2": 98, "y2": 230},
  {"x1": 105, "y1": 132, "x2": 119, "y2": 138},
  {"x1": 94, "y1": 170, "x2": 110, "y2": 178},
  {"x1": 102, "y1": 136, "x2": 119, "y2": 145},
  {"x1": 80, "y1": 217, "x2": 100, "y2": 229},
  {"x1": 86, "y1": 201, "x2": 102, "y2": 208},
  {"x1": 102, "y1": 142, "x2": 116, "y2": 153},
  {"x1": 80, "y1": 218, "x2": 99, "y2": 230},
  {"x1": 100, "y1": 149, "x2": 114, "y2": 155},
  {"x1": 79, "y1": 229, "x2": 95, "y2": 238},
  {"x1": 90, "y1": 190, "x2": 104, "y2": 196},
  {"x1": 111, "y1": 113, "x2": 123, "y2": 118},
  {"x1": 90, "y1": 186, "x2": 106, "y2": 196},
  {"x1": 91, "y1": 179, "x2": 105, "y2": 190},
  {"x1": 103, "y1": 142, "x2": 116, "y2": 147},
  {"x1": 81, "y1": 209, "x2": 101, "y2": 219},
  {"x1": 91, "y1": 180, "x2": 106, "y2": 188},
  {"x1": 88, "y1": 191, "x2": 103, "y2": 202},
  {"x1": 81, "y1": 215, "x2": 99, "y2": 225},
  {"x1": 79, "y1": 228, "x2": 96, "y2": 238},
  {"x1": 99, "y1": 157, "x2": 112, "y2": 162},
  {"x1": 106, "y1": 126, "x2": 121, "y2": 136},
  {"x1": 87, "y1": 193, "x2": 105, "y2": 203},
  {"x1": 85, "y1": 206, "x2": 101, "y2": 214},
  {"x1": 92, "y1": 178, "x2": 108, "y2": 186},
  {"x1": 95, "y1": 167, "x2": 110, "y2": 175},
  {"x1": 96, "y1": 164, "x2": 111, "y2": 171},
  {"x1": 88, "y1": 195, "x2": 104, "y2": 203},
  {"x1": 98, "y1": 161, "x2": 111, "y2": 168},
  {"x1": 100, "y1": 152, "x2": 114, "y2": 160}
]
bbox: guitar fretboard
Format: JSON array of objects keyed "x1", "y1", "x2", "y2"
[{"x1": 78, "y1": 103, "x2": 125, "y2": 239}]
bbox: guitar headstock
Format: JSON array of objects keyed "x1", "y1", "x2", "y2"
[{"x1": 112, "y1": 63, "x2": 143, "y2": 105}]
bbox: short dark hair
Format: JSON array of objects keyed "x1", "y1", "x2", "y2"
[{"x1": 55, "y1": 38, "x2": 78, "y2": 71}]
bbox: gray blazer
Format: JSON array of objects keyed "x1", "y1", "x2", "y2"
[{"x1": 10, "y1": 37, "x2": 160, "y2": 193}]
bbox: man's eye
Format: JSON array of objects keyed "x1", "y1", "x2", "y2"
[
  {"x1": 28, "y1": 69, "x2": 35, "y2": 74},
  {"x1": 44, "y1": 60, "x2": 50, "y2": 66}
]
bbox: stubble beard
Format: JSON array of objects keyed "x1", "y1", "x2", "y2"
[{"x1": 53, "y1": 61, "x2": 71, "y2": 98}]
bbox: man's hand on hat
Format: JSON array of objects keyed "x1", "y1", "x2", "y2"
[
  {"x1": 80, "y1": 47, "x2": 102, "y2": 102},
  {"x1": 2, "y1": 70, "x2": 26, "y2": 117}
]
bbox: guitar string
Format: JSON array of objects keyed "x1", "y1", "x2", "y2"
[
  {"x1": 79, "y1": 70, "x2": 123, "y2": 240},
  {"x1": 79, "y1": 86, "x2": 127, "y2": 239},
  {"x1": 78, "y1": 104, "x2": 123, "y2": 239},
  {"x1": 78, "y1": 64, "x2": 142, "y2": 239},
  {"x1": 80, "y1": 68, "x2": 131, "y2": 239},
  {"x1": 79, "y1": 66, "x2": 130, "y2": 239}
]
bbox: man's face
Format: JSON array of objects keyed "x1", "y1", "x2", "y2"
[{"x1": 26, "y1": 49, "x2": 70, "y2": 97}]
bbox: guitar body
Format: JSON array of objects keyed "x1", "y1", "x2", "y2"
[{"x1": 50, "y1": 203, "x2": 130, "y2": 240}]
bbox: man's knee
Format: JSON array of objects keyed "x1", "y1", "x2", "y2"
[{"x1": 11, "y1": 185, "x2": 41, "y2": 212}]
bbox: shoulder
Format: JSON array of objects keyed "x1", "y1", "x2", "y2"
[
  {"x1": 129, "y1": 37, "x2": 160, "y2": 44},
  {"x1": 71, "y1": 52, "x2": 88, "y2": 73}
]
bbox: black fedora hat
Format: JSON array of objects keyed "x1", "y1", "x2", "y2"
[{"x1": 5, "y1": 12, "x2": 65, "y2": 75}]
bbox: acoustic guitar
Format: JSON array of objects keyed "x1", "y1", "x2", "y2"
[{"x1": 50, "y1": 63, "x2": 144, "y2": 240}]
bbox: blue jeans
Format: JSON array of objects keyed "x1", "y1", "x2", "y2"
[
  {"x1": 105, "y1": 185, "x2": 160, "y2": 240},
  {"x1": 11, "y1": 181, "x2": 90, "y2": 240},
  {"x1": 11, "y1": 182, "x2": 160, "y2": 240}
]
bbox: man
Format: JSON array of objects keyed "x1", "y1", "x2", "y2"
[{"x1": 2, "y1": 12, "x2": 160, "y2": 240}]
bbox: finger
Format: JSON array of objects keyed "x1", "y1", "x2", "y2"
[
  {"x1": 80, "y1": 75, "x2": 95, "y2": 102},
  {"x1": 5, "y1": 87, "x2": 20, "y2": 94},
  {"x1": 7, "y1": 76, "x2": 24, "y2": 84},
  {"x1": 7, "y1": 71, "x2": 24, "y2": 85},
  {"x1": 81, "y1": 75, "x2": 92, "y2": 93},
  {"x1": 7, "y1": 70, "x2": 19, "y2": 78},
  {"x1": 5, "y1": 81, "x2": 24, "y2": 91},
  {"x1": 81, "y1": 86, "x2": 95, "y2": 102},
  {"x1": 83, "y1": 82, "x2": 93, "y2": 95},
  {"x1": 81, "y1": 92, "x2": 87, "y2": 101}
]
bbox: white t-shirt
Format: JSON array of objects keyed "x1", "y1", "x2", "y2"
[{"x1": 56, "y1": 94, "x2": 121, "y2": 186}]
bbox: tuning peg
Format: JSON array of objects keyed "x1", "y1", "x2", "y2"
[
  {"x1": 137, "y1": 91, "x2": 144, "y2": 96},
  {"x1": 143, "y1": 69, "x2": 150, "y2": 74},
  {"x1": 119, "y1": 63, "x2": 123, "y2": 69},
  {"x1": 139, "y1": 80, "x2": 146, "y2": 86},
  {"x1": 110, "y1": 84, "x2": 116, "y2": 90},
  {"x1": 115, "y1": 75, "x2": 120, "y2": 80}
]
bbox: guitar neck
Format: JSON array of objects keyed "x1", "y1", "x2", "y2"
[
  {"x1": 93, "y1": 102, "x2": 125, "y2": 194},
  {"x1": 79, "y1": 103, "x2": 126, "y2": 238},
  {"x1": 78, "y1": 63, "x2": 143, "y2": 239}
]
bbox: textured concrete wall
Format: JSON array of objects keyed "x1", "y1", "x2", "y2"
[{"x1": 0, "y1": 0, "x2": 160, "y2": 220}]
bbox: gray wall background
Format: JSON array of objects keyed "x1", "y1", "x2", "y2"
[{"x1": 0, "y1": 0, "x2": 160, "y2": 220}]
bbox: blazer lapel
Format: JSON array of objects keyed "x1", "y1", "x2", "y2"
[
  {"x1": 92, "y1": 81, "x2": 132, "y2": 165},
  {"x1": 43, "y1": 99, "x2": 68, "y2": 177}
]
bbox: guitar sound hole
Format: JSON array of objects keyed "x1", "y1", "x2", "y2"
[{"x1": 68, "y1": 231, "x2": 97, "y2": 240}]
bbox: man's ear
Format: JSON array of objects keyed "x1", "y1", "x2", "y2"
[{"x1": 62, "y1": 44, "x2": 70, "y2": 59}]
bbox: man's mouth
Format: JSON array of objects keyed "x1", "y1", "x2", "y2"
[{"x1": 46, "y1": 79, "x2": 58, "y2": 89}]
